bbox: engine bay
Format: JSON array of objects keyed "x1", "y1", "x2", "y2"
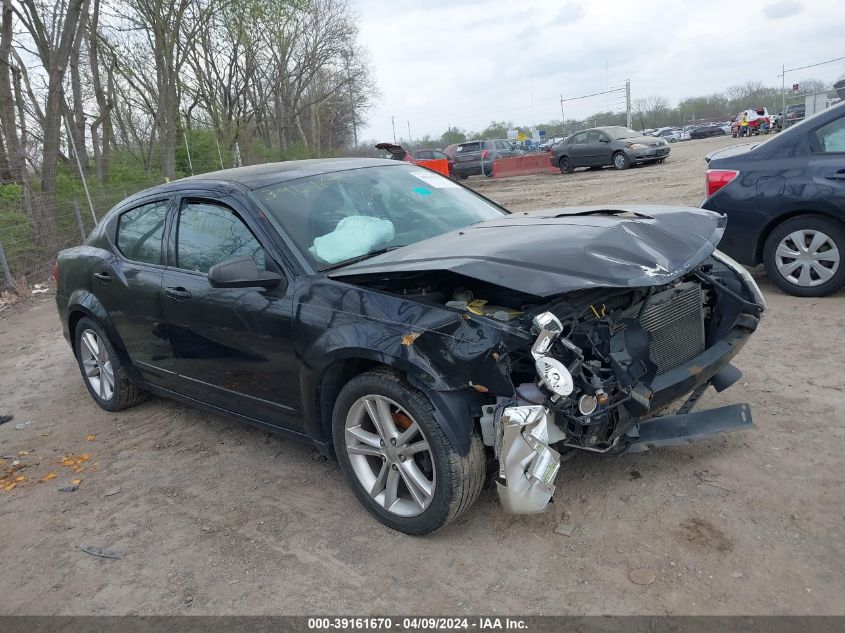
[{"x1": 344, "y1": 254, "x2": 764, "y2": 455}]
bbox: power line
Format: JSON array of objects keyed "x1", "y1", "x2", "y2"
[
  {"x1": 560, "y1": 86, "x2": 626, "y2": 103},
  {"x1": 779, "y1": 54, "x2": 845, "y2": 76}
]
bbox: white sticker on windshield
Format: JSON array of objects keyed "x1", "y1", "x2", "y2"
[{"x1": 409, "y1": 170, "x2": 460, "y2": 188}]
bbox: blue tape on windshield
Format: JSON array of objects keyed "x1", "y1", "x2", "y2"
[{"x1": 412, "y1": 187, "x2": 432, "y2": 196}]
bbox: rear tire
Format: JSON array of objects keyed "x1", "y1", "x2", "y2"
[
  {"x1": 763, "y1": 215, "x2": 845, "y2": 297},
  {"x1": 332, "y1": 369, "x2": 485, "y2": 535},
  {"x1": 74, "y1": 317, "x2": 148, "y2": 411},
  {"x1": 558, "y1": 156, "x2": 573, "y2": 174}
]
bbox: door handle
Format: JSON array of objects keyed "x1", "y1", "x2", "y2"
[
  {"x1": 93, "y1": 271, "x2": 112, "y2": 283},
  {"x1": 165, "y1": 286, "x2": 192, "y2": 301}
]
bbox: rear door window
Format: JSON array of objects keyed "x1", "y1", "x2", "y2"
[
  {"x1": 116, "y1": 200, "x2": 169, "y2": 265},
  {"x1": 457, "y1": 142, "x2": 480, "y2": 152},
  {"x1": 175, "y1": 200, "x2": 264, "y2": 274},
  {"x1": 813, "y1": 116, "x2": 845, "y2": 153}
]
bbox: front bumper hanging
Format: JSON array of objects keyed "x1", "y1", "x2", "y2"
[{"x1": 494, "y1": 405, "x2": 561, "y2": 514}]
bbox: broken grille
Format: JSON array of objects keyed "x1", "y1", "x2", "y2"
[{"x1": 639, "y1": 282, "x2": 705, "y2": 374}]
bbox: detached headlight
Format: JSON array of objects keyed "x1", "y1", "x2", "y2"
[
  {"x1": 712, "y1": 250, "x2": 767, "y2": 311},
  {"x1": 535, "y1": 356, "x2": 573, "y2": 397},
  {"x1": 628, "y1": 143, "x2": 648, "y2": 150}
]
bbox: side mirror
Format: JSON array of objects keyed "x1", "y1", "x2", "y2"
[
  {"x1": 208, "y1": 255, "x2": 282, "y2": 289},
  {"x1": 599, "y1": 137, "x2": 610, "y2": 143}
]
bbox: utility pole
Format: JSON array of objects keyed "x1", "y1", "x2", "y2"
[
  {"x1": 781, "y1": 64, "x2": 786, "y2": 116},
  {"x1": 407, "y1": 120, "x2": 412, "y2": 146},
  {"x1": 625, "y1": 79, "x2": 632, "y2": 129},
  {"x1": 391, "y1": 116, "x2": 396, "y2": 144},
  {"x1": 559, "y1": 94, "x2": 565, "y2": 136}
]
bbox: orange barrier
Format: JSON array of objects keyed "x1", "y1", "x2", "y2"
[
  {"x1": 413, "y1": 158, "x2": 450, "y2": 177},
  {"x1": 492, "y1": 153, "x2": 557, "y2": 178}
]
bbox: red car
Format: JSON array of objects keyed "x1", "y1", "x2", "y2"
[
  {"x1": 375, "y1": 143, "x2": 454, "y2": 177},
  {"x1": 731, "y1": 108, "x2": 771, "y2": 137}
]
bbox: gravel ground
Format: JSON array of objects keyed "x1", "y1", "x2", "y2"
[{"x1": 1, "y1": 135, "x2": 843, "y2": 615}]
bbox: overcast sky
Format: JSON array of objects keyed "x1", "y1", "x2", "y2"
[{"x1": 354, "y1": 0, "x2": 845, "y2": 142}]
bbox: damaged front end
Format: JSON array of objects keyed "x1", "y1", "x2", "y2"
[
  {"x1": 490, "y1": 252, "x2": 764, "y2": 514},
  {"x1": 329, "y1": 206, "x2": 765, "y2": 516}
]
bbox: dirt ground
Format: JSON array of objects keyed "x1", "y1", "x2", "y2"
[{"x1": 1, "y1": 136, "x2": 844, "y2": 615}]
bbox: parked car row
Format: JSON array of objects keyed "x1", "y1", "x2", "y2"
[{"x1": 644, "y1": 123, "x2": 728, "y2": 142}]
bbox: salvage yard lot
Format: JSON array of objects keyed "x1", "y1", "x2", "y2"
[{"x1": 1, "y1": 135, "x2": 844, "y2": 615}]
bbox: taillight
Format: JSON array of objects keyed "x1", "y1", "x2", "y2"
[
  {"x1": 482, "y1": 150, "x2": 489, "y2": 158},
  {"x1": 51, "y1": 262, "x2": 60, "y2": 285},
  {"x1": 706, "y1": 169, "x2": 739, "y2": 197}
]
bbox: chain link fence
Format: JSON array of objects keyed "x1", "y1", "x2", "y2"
[{"x1": 0, "y1": 179, "x2": 162, "y2": 290}]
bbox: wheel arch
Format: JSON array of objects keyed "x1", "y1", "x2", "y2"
[
  {"x1": 65, "y1": 291, "x2": 141, "y2": 383},
  {"x1": 755, "y1": 208, "x2": 845, "y2": 264},
  {"x1": 303, "y1": 351, "x2": 485, "y2": 460}
]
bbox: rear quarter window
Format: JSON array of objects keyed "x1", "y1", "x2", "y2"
[
  {"x1": 814, "y1": 116, "x2": 845, "y2": 153},
  {"x1": 115, "y1": 201, "x2": 168, "y2": 265}
]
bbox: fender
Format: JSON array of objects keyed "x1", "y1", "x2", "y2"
[
  {"x1": 292, "y1": 276, "x2": 531, "y2": 456},
  {"x1": 64, "y1": 288, "x2": 143, "y2": 384},
  {"x1": 299, "y1": 344, "x2": 487, "y2": 457}
]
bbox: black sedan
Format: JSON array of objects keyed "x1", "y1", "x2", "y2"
[
  {"x1": 55, "y1": 159, "x2": 763, "y2": 534},
  {"x1": 550, "y1": 126, "x2": 670, "y2": 173},
  {"x1": 702, "y1": 101, "x2": 845, "y2": 297},
  {"x1": 688, "y1": 125, "x2": 726, "y2": 140}
]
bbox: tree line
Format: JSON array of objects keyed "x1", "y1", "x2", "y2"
[{"x1": 0, "y1": 0, "x2": 375, "y2": 255}]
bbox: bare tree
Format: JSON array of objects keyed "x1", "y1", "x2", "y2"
[{"x1": 12, "y1": 0, "x2": 87, "y2": 198}]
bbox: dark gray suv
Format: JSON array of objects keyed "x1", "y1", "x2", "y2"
[
  {"x1": 452, "y1": 139, "x2": 522, "y2": 179},
  {"x1": 550, "y1": 126, "x2": 670, "y2": 173}
]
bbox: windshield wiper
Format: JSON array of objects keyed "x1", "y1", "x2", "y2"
[
  {"x1": 320, "y1": 246, "x2": 403, "y2": 272},
  {"x1": 557, "y1": 209, "x2": 652, "y2": 219}
]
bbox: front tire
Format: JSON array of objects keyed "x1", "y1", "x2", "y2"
[
  {"x1": 332, "y1": 369, "x2": 485, "y2": 535},
  {"x1": 763, "y1": 215, "x2": 845, "y2": 297},
  {"x1": 612, "y1": 151, "x2": 630, "y2": 170},
  {"x1": 74, "y1": 317, "x2": 147, "y2": 411}
]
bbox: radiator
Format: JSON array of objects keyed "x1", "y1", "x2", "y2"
[{"x1": 638, "y1": 282, "x2": 705, "y2": 374}]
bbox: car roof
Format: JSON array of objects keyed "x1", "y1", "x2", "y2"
[{"x1": 168, "y1": 158, "x2": 398, "y2": 190}]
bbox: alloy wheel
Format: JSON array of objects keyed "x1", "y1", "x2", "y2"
[
  {"x1": 775, "y1": 229, "x2": 840, "y2": 287},
  {"x1": 344, "y1": 395, "x2": 435, "y2": 517},
  {"x1": 613, "y1": 153, "x2": 628, "y2": 169},
  {"x1": 79, "y1": 329, "x2": 115, "y2": 401}
]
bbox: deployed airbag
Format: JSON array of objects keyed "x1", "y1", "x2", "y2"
[{"x1": 310, "y1": 216, "x2": 395, "y2": 264}]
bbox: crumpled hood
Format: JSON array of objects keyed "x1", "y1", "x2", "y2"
[{"x1": 329, "y1": 205, "x2": 726, "y2": 298}]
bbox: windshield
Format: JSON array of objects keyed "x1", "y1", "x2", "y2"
[
  {"x1": 603, "y1": 126, "x2": 641, "y2": 140},
  {"x1": 253, "y1": 164, "x2": 507, "y2": 270}
]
